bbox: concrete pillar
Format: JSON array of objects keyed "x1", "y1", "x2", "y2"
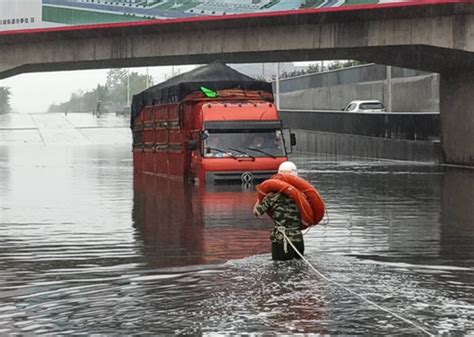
[
  {"x1": 440, "y1": 71, "x2": 474, "y2": 167},
  {"x1": 275, "y1": 63, "x2": 280, "y2": 110},
  {"x1": 386, "y1": 65, "x2": 392, "y2": 112}
]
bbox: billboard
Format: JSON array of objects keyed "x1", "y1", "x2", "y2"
[
  {"x1": 0, "y1": 0, "x2": 445, "y2": 33},
  {"x1": 0, "y1": 0, "x2": 42, "y2": 31}
]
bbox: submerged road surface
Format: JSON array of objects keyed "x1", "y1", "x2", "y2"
[{"x1": 0, "y1": 131, "x2": 473, "y2": 334}]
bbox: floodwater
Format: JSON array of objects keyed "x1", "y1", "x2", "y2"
[{"x1": 0, "y1": 118, "x2": 473, "y2": 334}]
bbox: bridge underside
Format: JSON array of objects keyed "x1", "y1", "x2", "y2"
[
  {"x1": 2, "y1": 45, "x2": 474, "y2": 79},
  {"x1": 0, "y1": 3, "x2": 473, "y2": 166}
]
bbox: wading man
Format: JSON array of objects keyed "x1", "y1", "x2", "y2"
[{"x1": 253, "y1": 161, "x2": 304, "y2": 260}]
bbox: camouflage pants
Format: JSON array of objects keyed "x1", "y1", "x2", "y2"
[
  {"x1": 270, "y1": 226, "x2": 304, "y2": 260},
  {"x1": 272, "y1": 239, "x2": 305, "y2": 260},
  {"x1": 270, "y1": 226, "x2": 303, "y2": 244}
]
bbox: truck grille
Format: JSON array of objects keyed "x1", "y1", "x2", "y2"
[{"x1": 206, "y1": 170, "x2": 276, "y2": 183}]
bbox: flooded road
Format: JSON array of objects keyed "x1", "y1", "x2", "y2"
[{"x1": 0, "y1": 141, "x2": 473, "y2": 334}]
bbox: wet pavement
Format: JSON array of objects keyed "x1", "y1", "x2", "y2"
[
  {"x1": 0, "y1": 127, "x2": 473, "y2": 334},
  {"x1": 0, "y1": 112, "x2": 130, "y2": 145}
]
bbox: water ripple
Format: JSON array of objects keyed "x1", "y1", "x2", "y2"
[{"x1": 0, "y1": 146, "x2": 473, "y2": 334}]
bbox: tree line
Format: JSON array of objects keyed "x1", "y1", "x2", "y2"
[
  {"x1": 279, "y1": 60, "x2": 366, "y2": 79},
  {"x1": 48, "y1": 69, "x2": 152, "y2": 113}
]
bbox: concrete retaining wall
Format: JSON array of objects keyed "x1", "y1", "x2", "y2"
[
  {"x1": 280, "y1": 110, "x2": 440, "y2": 141},
  {"x1": 293, "y1": 129, "x2": 441, "y2": 163},
  {"x1": 278, "y1": 64, "x2": 440, "y2": 112}
]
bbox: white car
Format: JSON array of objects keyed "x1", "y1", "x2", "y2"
[{"x1": 344, "y1": 100, "x2": 386, "y2": 113}]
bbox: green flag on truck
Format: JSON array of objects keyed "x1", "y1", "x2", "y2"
[{"x1": 200, "y1": 86, "x2": 218, "y2": 98}]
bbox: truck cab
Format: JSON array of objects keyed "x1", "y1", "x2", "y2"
[{"x1": 191, "y1": 101, "x2": 293, "y2": 183}]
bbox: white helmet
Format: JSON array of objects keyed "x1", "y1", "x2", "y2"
[{"x1": 278, "y1": 161, "x2": 298, "y2": 176}]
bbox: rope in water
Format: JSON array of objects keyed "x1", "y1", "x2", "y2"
[{"x1": 278, "y1": 229, "x2": 434, "y2": 336}]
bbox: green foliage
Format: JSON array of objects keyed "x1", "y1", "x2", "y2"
[
  {"x1": 48, "y1": 69, "x2": 153, "y2": 113},
  {"x1": 0, "y1": 87, "x2": 12, "y2": 114},
  {"x1": 106, "y1": 68, "x2": 129, "y2": 88},
  {"x1": 280, "y1": 63, "x2": 321, "y2": 79},
  {"x1": 327, "y1": 60, "x2": 365, "y2": 70},
  {"x1": 48, "y1": 85, "x2": 107, "y2": 113},
  {"x1": 279, "y1": 60, "x2": 366, "y2": 79}
]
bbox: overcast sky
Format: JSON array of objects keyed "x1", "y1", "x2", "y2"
[
  {"x1": 0, "y1": 65, "x2": 198, "y2": 113},
  {"x1": 0, "y1": 62, "x2": 316, "y2": 113}
]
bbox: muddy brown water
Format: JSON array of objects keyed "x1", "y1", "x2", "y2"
[{"x1": 0, "y1": 144, "x2": 473, "y2": 334}]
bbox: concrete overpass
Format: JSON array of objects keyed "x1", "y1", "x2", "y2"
[{"x1": 0, "y1": 0, "x2": 473, "y2": 166}]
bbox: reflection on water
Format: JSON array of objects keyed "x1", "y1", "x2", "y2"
[
  {"x1": 0, "y1": 145, "x2": 473, "y2": 334},
  {"x1": 440, "y1": 168, "x2": 474, "y2": 264},
  {"x1": 132, "y1": 174, "x2": 270, "y2": 267}
]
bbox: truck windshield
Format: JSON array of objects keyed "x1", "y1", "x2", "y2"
[{"x1": 203, "y1": 130, "x2": 286, "y2": 158}]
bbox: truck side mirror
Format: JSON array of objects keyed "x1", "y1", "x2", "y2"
[
  {"x1": 200, "y1": 131, "x2": 209, "y2": 140},
  {"x1": 290, "y1": 133, "x2": 296, "y2": 146},
  {"x1": 187, "y1": 140, "x2": 198, "y2": 151}
]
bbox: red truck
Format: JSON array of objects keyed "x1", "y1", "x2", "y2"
[{"x1": 131, "y1": 63, "x2": 295, "y2": 184}]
